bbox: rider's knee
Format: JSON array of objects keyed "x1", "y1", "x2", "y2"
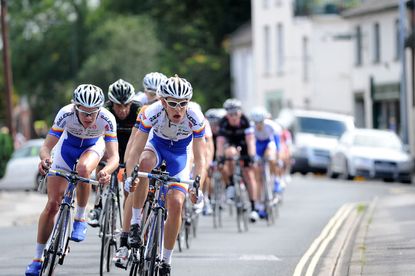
[
  {"x1": 45, "y1": 200, "x2": 60, "y2": 216},
  {"x1": 76, "y1": 163, "x2": 90, "y2": 177}
]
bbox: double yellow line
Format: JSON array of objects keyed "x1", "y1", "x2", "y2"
[{"x1": 293, "y1": 203, "x2": 355, "y2": 276}]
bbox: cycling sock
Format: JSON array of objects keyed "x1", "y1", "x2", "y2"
[
  {"x1": 34, "y1": 243, "x2": 46, "y2": 260},
  {"x1": 75, "y1": 206, "x2": 86, "y2": 221},
  {"x1": 250, "y1": 200, "x2": 256, "y2": 212},
  {"x1": 120, "y1": 232, "x2": 129, "y2": 248},
  {"x1": 131, "y1": 208, "x2": 142, "y2": 225},
  {"x1": 162, "y1": 248, "x2": 173, "y2": 264}
]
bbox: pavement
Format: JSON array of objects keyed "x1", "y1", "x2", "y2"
[
  {"x1": 347, "y1": 190, "x2": 415, "y2": 276},
  {"x1": 1, "y1": 187, "x2": 415, "y2": 275}
]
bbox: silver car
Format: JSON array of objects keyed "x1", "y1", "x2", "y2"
[
  {"x1": 328, "y1": 129, "x2": 413, "y2": 183},
  {"x1": 0, "y1": 139, "x2": 44, "y2": 191}
]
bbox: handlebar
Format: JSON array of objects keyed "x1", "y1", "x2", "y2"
[{"x1": 47, "y1": 169, "x2": 99, "y2": 186}]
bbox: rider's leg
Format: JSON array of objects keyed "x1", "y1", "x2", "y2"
[{"x1": 163, "y1": 189, "x2": 186, "y2": 264}]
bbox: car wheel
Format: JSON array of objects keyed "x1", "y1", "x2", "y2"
[
  {"x1": 327, "y1": 162, "x2": 339, "y2": 179},
  {"x1": 341, "y1": 160, "x2": 353, "y2": 180}
]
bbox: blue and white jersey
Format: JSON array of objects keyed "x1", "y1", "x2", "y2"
[
  {"x1": 134, "y1": 92, "x2": 148, "y2": 106},
  {"x1": 138, "y1": 101, "x2": 206, "y2": 148},
  {"x1": 254, "y1": 119, "x2": 281, "y2": 142},
  {"x1": 49, "y1": 104, "x2": 118, "y2": 147}
]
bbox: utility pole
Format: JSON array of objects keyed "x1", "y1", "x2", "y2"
[
  {"x1": 1, "y1": 0, "x2": 14, "y2": 136},
  {"x1": 399, "y1": 0, "x2": 409, "y2": 145}
]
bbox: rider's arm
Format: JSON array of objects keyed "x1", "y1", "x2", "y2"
[
  {"x1": 125, "y1": 129, "x2": 149, "y2": 176},
  {"x1": 205, "y1": 135, "x2": 214, "y2": 166},
  {"x1": 216, "y1": 136, "x2": 225, "y2": 158},
  {"x1": 38, "y1": 134, "x2": 59, "y2": 174},
  {"x1": 124, "y1": 127, "x2": 138, "y2": 163},
  {"x1": 193, "y1": 136, "x2": 207, "y2": 188},
  {"x1": 245, "y1": 132, "x2": 256, "y2": 157},
  {"x1": 101, "y1": 141, "x2": 120, "y2": 175}
]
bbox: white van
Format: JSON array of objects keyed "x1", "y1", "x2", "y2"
[{"x1": 279, "y1": 109, "x2": 355, "y2": 174}]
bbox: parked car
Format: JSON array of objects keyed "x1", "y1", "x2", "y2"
[
  {"x1": 0, "y1": 139, "x2": 44, "y2": 191},
  {"x1": 328, "y1": 129, "x2": 413, "y2": 183},
  {"x1": 278, "y1": 109, "x2": 355, "y2": 174}
]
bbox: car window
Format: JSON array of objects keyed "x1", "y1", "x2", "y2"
[
  {"x1": 295, "y1": 116, "x2": 347, "y2": 138},
  {"x1": 353, "y1": 133, "x2": 402, "y2": 150}
]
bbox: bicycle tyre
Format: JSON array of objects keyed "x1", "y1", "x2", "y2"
[
  {"x1": 42, "y1": 205, "x2": 67, "y2": 276},
  {"x1": 100, "y1": 196, "x2": 114, "y2": 275},
  {"x1": 146, "y1": 208, "x2": 162, "y2": 276}
]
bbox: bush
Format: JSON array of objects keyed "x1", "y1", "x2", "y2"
[{"x1": 0, "y1": 132, "x2": 14, "y2": 178}]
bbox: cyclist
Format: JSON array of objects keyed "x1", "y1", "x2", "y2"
[
  {"x1": 112, "y1": 72, "x2": 167, "y2": 269},
  {"x1": 250, "y1": 107, "x2": 282, "y2": 216},
  {"x1": 203, "y1": 108, "x2": 226, "y2": 214},
  {"x1": 88, "y1": 79, "x2": 141, "y2": 227},
  {"x1": 25, "y1": 84, "x2": 119, "y2": 276},
  {"x1": 135, "y1": 72, "x2": 167, "y2": 106},
  {"x1": 216, "y1": 98, "x2": 260, "y2": 222},
  {"x1": 124, "y1": 75, "x2": 206, "y2": 276}
]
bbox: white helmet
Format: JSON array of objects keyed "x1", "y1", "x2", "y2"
[
  {"x1": 205, "y1": 108, "x2": 226, "y2": 122},
  {"x1": 108, "y1": 79, "x2": 135, "y2": 105},
  {"x1": 143, "y1": 72, "x2": 167, "y2": 93},
  {"x1": 223, "y1": 98, "x2": 241, "y2": 112},
  {"x1": 250, "y1": 107, "x2": 269, "y2": 123},
  {"x1": 157, "y1": 75, "x2": 193, "y2": 100},
  {"x1": 72, "y1": 84, "x2": 105, "y2": 108}
]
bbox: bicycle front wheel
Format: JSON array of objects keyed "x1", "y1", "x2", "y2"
[
  {"x1": 100, "y1": 196, "x2": 115, "y2": 275},
  {"x1": 144, "y1": 208, "x2": 163, "y2": 276},
  {"x1": 42, "y1": 205, "x2": 69, "y2": 276}
]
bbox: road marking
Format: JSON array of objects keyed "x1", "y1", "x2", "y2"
[
  {"x1": 293, "y1": 203, "x2": 354, "y2": 276},
  {"x1": 305, "y1": 204, "x2": 354, "y2": 276},
  {"x1": 175, "y1": 254, "x2": 281, "y2": 261}
]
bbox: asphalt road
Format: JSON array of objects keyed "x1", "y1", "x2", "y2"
[{"x1": 0, "y1": 174, "x2": 405, "y2": 276}]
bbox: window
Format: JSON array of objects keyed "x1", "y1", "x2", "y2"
[
  {"x1": 373, "y1": 22, "x2": 381, "y2": 63},
  {"x1": 264, "y1": 25, "x2": 271, "y2": 74},
  {"x1": 302, "y1": 36, "x2": 309, "y2": 82},
  {"x1": 276, "y1": 23, "x2": 284, "y2": 74},
  {"x1": 355, "y1": 25, "x2": 362, "y2": 66}
]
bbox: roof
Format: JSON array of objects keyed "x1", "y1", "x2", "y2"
[
  {"x1": 342, "y1": 0, "x2": 399, "y2": 18},
  {"x1": 229, "y1": 22, "x2": 252, "y2": 49}
]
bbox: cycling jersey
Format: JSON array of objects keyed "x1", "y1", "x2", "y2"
[
  {"x1": 254, "y1": 119, "x2": 281, "y2": 158},
  {"x1": 137, "y1": 101, "x2": 206, "y2": 193},
  {"x1": 49, "y1": 104, "x2": 117, "y2": 171},
  {"x1": 134, "y1": 92, "x2": 148, "y2": 106},
  {"x1": 217, "y1": 114, "x2": 254, "y2": 157},
  {"x1": 105, "y1": 101, "x2": 141, "y2": 163}
]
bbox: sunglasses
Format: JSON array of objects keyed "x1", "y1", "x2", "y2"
[
  {"x1": 166, "y1": 100, "x2": 189, "y2": 108},
  {"x1": 75, "y1": 106, "x2": 100, "y2": 117},
  {"x1": 227, "y1": 112, "x2": 240, "y2": 117}
]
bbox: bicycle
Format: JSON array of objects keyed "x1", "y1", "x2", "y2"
[
  {"x1": 257, "y1": 157, "x2": 279, "y2": 226},
  {"x1": 225, "y1": 155, "x2": 250, "y2": 233},
  {"x1": 40, "y1": 167, "x2": 99, "y2": 276},
  {"x1": 176, "y1": 192, "x2": 197, "y2": 251},
  {"x1": 210, "y1": 162, "x2": 225, "y2": 229},
  {"x1": 129, "y1": 162, "x2": 199, "y2": 276},
  {"x1": 98, "y1": 163, "x2": 124, "y2": 276}
]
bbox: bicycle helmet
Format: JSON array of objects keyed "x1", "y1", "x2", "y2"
[
  {"x1": 157, "y1": 75, "x2": 193, "y2": 100},
  {"x1": 143, "y1": 72, "x2": 168, "y2": 93},
  {"x1": 72, "y1": 84, "x2": 105, "y2": 108},
  {"x1": 250, "y1": 107, "x2": 269, "y2": 123},
  {"x1": 108, "y1": 79, "x2": 135, "y2": 105},
  {"x1": 223, "y1": 98, "x2": 242, "y2": 112},
  {"x1": 205, "y1": 108, "x2": 226, "y2": 122}
]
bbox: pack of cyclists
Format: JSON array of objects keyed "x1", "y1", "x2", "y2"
[{"x1": 25, "y1": 73, "x2": 292, "y2": 276}]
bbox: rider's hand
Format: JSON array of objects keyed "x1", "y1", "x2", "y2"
[
  {"x1": 38, "y1": 158, "x2": 51, "y2": 176},
  {"x1": 124, "y1": 176, "x2": 139, "y2": 193},
  {"x1": 97, "y1": 170, "x2": 111, "y2": 185},
  {"x1": 189, "y1": 189, "x2": 204, "y2": 205}
]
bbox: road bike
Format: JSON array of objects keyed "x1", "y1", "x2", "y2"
[{"x1": 40, "y1": 167, "x2": 98, "y2": 276}]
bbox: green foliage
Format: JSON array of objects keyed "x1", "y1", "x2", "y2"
[
  {"x1": 0, "y1": 131, "x2": 14, "y2": 179},
  {"x1": 77, "y1": 15, "x2": 162, "y2": 93}
]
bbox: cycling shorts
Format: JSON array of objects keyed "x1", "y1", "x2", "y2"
[{"x1": 51, "y1": 132, "x2": 106, "y2": 172}]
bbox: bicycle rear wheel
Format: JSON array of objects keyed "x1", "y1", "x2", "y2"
[
  {"x1": 212, "y1": 172, "x2": 223, "y2": 228},
  {"x1": 42, "y1": 205, "x2": 69, "y2": 276}
]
